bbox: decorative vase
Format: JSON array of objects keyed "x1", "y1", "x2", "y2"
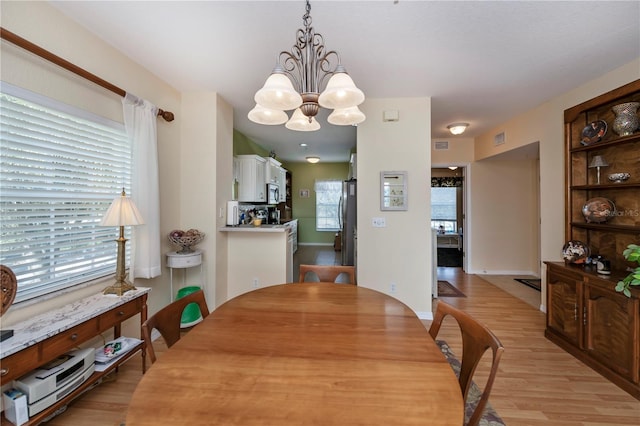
[{"x1": 611, "y1": 102, "x2": 640, "y2": 136}]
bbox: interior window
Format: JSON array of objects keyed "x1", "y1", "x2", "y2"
[
  {"x1": 0, "y1": 83, "x2": 130, "y2": 302},
  {"x1": 431, "y1": 187, "x2": 457, "y2": 233},
  {"x1": 314, "y1": 180, "x2": 342, "y2": 231}
]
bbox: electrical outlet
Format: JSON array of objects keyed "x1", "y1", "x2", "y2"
[
  {"x1": 253, "y1": 278, "x2": 259, "y2": 288},
  {"x1": 372, "y1": 217, "x2": 386, "y2": 228},
  {"x1": 390, "y1": 282, "x2": 397, "y2": 294}
]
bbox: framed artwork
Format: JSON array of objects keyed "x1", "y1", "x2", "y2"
[{"x1": 380, "y1": 171, "x2": 407, "y2": 211}]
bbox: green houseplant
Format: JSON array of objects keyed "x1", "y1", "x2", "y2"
[{"x1": 615, "y1": 244, "x2": 640, "y2": 297}]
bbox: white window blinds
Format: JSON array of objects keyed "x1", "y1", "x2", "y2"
[
  {"x1": 314, "y1": 180, "x2": 342, "y2": 231},
  {"x1": 0, "y1": 83, "x2": 131, "y2": 302}
]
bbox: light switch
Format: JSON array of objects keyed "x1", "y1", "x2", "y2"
[{"x1": 372, "y1": 217, "x2": 386, "y2": 228}]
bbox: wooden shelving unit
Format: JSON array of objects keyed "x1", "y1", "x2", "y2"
[{"x1": 545, "y1": 79, "x2": 640, "y2": 400}]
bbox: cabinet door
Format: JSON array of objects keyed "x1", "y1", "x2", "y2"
[
  {"x1": 584, "y1": 283, "x2": 640, "y2": 383},
  {"x1": 278, "y1": 167, "x2": 287, "y2": 202},
  {"x1": 547, "y1": 268, "x2": 582, "y2": 346}
]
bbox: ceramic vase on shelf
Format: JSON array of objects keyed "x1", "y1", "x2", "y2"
[{"x1": 611, "y1": 102, "x2": 640, "y2": 136}]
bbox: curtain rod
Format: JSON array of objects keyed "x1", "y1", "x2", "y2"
[{"x1": 0, "y1": 27, "x2": 175, "y2": 122}]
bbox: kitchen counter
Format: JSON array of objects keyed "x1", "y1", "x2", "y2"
[{"x1": 219, "y1": 224, "x2": 289, "y2": 233}]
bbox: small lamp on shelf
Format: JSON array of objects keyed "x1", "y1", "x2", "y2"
[
  {"x1": 100, "y1": 189, "x2": 144, "y2": 296},
  {"x1": 589, "y1": 155, "x2": 609, "y2": 185}
]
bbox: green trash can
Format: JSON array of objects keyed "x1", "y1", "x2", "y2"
[{"x1": 176, "y1": 286, "x2": 203, "y2": 328}]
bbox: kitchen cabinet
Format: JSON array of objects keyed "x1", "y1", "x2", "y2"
[
  {"x1": 236, "y1": 155, "x2": 267, "y2": 202},
  {"x1": 278, "y1": 167, "x2": 287, "y2": 202},
  {"x1": 545, "y1": 262, "x2": 640, "y2": 399},
  {"x1": 265, "y1": 157, "x2": 281, "y2": 185}
]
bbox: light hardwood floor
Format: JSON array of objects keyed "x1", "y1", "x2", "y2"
[{"x1": 44, "y1": 248, "x2": 640, "y2": 425}]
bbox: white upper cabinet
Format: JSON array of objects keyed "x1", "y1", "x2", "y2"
[{"x1": 236, "y1": 155, "x2": 267, "y2": 202}]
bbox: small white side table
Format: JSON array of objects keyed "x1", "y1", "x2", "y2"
[{"x1": 166, "y1": 249, "x2": 203, "y2": 301}]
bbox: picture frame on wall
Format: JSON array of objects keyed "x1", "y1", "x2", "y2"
[{"x1": 380, "y1": 171, "x2": 408, "y2": 211}]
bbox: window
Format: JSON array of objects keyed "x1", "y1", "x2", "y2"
[
  {"x1": 0, "y1": 83, "x2": 130, "y2": 303},
  {"x1": 431, "y1": 187, "x2": 457, "y2": 233},
  {"x1": 314, "y1": 180, "x2": 342, "y2": 231}
]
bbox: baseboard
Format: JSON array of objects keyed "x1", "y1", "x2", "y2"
[
  {"x1": 470, "y1": 269, "x2": 538, "y2": 277},
  {"x1": 416, "y1": 311, "x2": 433, "y2": 321}
]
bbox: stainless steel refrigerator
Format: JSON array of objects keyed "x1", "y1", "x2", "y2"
[{"x1": 340, "y1": 179, "x2": 357, "y2": 266}]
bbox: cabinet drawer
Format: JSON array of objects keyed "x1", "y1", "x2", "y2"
[
  {"x1": 0, "y1": 345, "x2": 39, "y2": 385},
  {"x1": 99, "y1": 299, "x2": 140, "y2": 331},
  {"x1": 41, "y1": 320, "x2": 98, "y2": 360}
]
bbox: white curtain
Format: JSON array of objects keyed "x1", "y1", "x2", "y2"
[{"x1": 123, "y1": 93, "x2": 161, "y2": 279}]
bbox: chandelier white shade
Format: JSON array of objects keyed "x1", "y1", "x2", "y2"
[
  {"x1": 249, "y1": 0, "x2": 365, "y2": 131},
  {"x1": 254, "y1": 71, "x2": 302, "y2": 111},
  {"x1": 447, "y1": 123, "x2": 469, "y2": 135},
  {"x1": 285, "y1": 108, "x2": 321, "y2": 131},
  {"x1": 328, "y1": 106, "x2": 366, "y2": 126},
  {"x1": 318, "y1": 70, "x2": 365, "y2": 109},
  {"x1": 247, "y1": 104, "x2": 289, "y2": 125}
]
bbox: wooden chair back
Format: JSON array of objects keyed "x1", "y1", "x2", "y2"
[
  {"x1": 428, "y1": 301, "x2": 504, "y2": 426},
  {"x1": 141, "y1": 289, "x2": 210, "y2": 364},
  {"x1": 298, "y1": 264, "x2": 356, "y2": 284}
]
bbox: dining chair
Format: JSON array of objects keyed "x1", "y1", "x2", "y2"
[
  {"x1": 298, "y1": 264, "x2": 356, "y2": 284},
  {"x1": 428, "y1": 301, "x2": 504, "y2": 426},
  {"x1": 141, "y1": 289, "x2": 210, "y2": 364}
]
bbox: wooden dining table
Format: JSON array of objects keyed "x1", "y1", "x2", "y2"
[{"x1": 125, "y1": 283, "x2": 463, "y2": 425}]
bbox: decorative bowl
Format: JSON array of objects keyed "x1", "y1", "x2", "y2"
[
  {"x1": 581, "y1": 197, "x2": 616, "y2": 223},
  {"x1": 562, "y1": 240, "x2": 590, "y2": 264},
  {"x1": 168, "y1": 229, "x2": 205, "y2": 253},
  {"x1": 608, "y1": 172, "x2": 630, "y2": 183}
]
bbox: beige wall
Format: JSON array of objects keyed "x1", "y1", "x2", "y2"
[
  {"x1": 0, "y1": 2, "x2": 181, "y2": 336},
  {"x1": 472, "y1": 59, "x2": 639, "y2": 310},
  {"x1": 432, "y1": 137, "x2": 475, "y2": 166},
  {"x1": 357, "y1": 98, "x2": 432, "y2": 318}
]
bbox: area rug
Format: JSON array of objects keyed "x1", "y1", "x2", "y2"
[
  {"x1": 437, "y1": 280, "x2": 466, "y2": 297},
  {"x1": 514, "y1": 277, "x2": 541, "y2": 291}
]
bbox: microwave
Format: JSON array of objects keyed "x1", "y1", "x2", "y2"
[{"x1": 267, "y1": 183, "x2": 279, "y2": 204}]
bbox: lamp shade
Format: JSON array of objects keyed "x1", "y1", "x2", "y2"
[
  {"x1": 100, "y1": 192, "x2": 144, "y2": 227},
  {"x1": 318, "y1": 72, "x2": 365, "y2": 109},
  {"x1": 327, "y1": 106, "x2": 366, "y2": 126},
  {"x1": 285, "y1": 108, "x2": 321, "y2": 131},
  {"x1": 254, "y1": 72, "x2": 302, "y2": 111},
  {"x1": 589, "y1": 155, "x2": 609, "y2": 168},
  {"x1": 447, "y1": 123, "x2": 469, "y2": 135},
  {"x1": 248, "y1": 104, "x2": 289, "y2": 125}
]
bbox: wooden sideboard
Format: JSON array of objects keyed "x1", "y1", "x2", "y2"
[
  {"x1": 1, "y1": 288, "x2": 149, "y2": 425},
  {"x1": 545, "y1": 262, "x2": 639, "y2": 399}
]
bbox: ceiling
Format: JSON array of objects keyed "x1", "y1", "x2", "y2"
[{"x1": 50, "y1": 1, "x2": 640, "y2": 163}]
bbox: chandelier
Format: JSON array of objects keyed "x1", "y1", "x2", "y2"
[{"x1": 248, "y1": 0, "x2": 365, "y2": 131}]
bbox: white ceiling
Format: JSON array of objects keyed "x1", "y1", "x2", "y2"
[{"x1": 50, "y1": 1, "x2": 640, "y2": 163}]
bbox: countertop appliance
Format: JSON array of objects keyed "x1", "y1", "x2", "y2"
[
  {"x1": 267, "y1": 183, "x2": 279, "y2": 205},
  {"x1": 226, "y1": 201, "x2": 239, "y2": 226},
  {"x1": 340, "y1": 179, "x2": 357, "y2": 266}
]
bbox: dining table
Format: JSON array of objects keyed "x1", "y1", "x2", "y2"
[{"x1": 125, "y1": 283, "x2": 463, "y2": 425}]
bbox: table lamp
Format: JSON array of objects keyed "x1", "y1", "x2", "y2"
[
  {"x1": 589, "y1": 155, "x2": 608, "y2": 184},
  {"x1": 100, "y1": 189, "x2": 144, "y2": 296}
]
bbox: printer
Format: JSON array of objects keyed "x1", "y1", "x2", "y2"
[{"x1": 14, "y1": 347, "x2": 95, "y2": 417}]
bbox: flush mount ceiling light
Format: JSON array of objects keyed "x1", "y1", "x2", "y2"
[
  {"x1": 448, "y1": 166, "x2": 458, "y2": 170},
  {"x1": 248, "y1": 0, "x2": 365, "y2": 132},
  {"x1": 306, "y1": 156, "x2": 320, "y2": 163},
  {"x1": 447, "y1": 123, "x2": 469, "y2": 135}
]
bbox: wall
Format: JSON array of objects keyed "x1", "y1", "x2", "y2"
[
  {"x1": 467, "y1": 158, "x2": 539, "y2": 275},
  {"x1": 283, "y1": 162, "x2": 350, "y2": 245},
  {"x1": 180, "y1": 92, "x2": 233, "y2": 309},
  {"x1": 473, "y1": 58, "x2": 639, "y2": 310},
  {"x1": 0, "y1": 1, "x2": 181, "y2": 337},
  {"x1": 357, "y1": 98, "x2": 432, "y2": 318}
]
